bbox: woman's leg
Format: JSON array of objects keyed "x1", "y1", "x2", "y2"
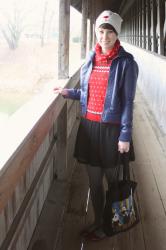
[
  {"x1": 84, "y1": 166, "x2": 114, "y2": 240},
  {"x1": 104, "y1": 167, "x2": 118, "y2": 187},
  {"x1": 86, "y1": 166, "x2": 105, "y2": 227}
]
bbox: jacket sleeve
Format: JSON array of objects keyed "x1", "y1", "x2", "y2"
[
  {"x1": 63, "y1": 51, "x2": 94, "y2": 101},
  {"x1": 119, "y1": 59, "x2": 138, "y2": 142},
  {"x1": 64, "y1": 88, "x2": 81, "y2": 100}
]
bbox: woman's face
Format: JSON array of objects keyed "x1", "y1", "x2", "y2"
[{"x1": 96, "y1": 27, "x2": 117, "y2": 53}]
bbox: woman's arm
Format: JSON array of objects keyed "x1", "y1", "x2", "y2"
[
  {"x1": 53, "y1": 87, "x2": 81, "y2": 100},
  {"x1": 119, "y1": 59, "x2": 138, "y2": 143}
]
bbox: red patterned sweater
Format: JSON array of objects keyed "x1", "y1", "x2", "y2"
[{"x1": 86, "y1": 40, "x2": 120, "y2": 122}]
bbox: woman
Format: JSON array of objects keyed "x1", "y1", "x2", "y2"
[{"x1": 54, "y1": 10, "x2": 138, "y2": 241}]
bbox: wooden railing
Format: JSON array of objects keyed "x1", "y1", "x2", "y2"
[{"x1": 0, "y1": 69, "x2": 80, "y2": 250}]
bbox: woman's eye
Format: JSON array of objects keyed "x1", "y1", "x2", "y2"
[{"x1": 108, "y1": 30, "x2": 113, "y2": 34}]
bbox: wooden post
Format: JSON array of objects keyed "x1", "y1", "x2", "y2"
[
  {"x1": 131, "y1": 7, "x2": 135, "y2": 44},
  {"x1": 58, "y1": 0, "x2": 70, "y2": 79},
  {"x1": 150, "y1": 0, "x2": 157, "y2": 52},
  {"x1": 89, "y1": 19, "x2": 93, "y2": 50},
  {"x1": 142, "y1": 0, "x2": 146, "y2": 49},
  {"x1": 81, "y1": 0, "x2": 88, "y2": 59},
  {"x1": 136, "y1": 0, "x2": 139, "y2": 46},
  {"x1": 134, "y1": 4, "x2": 137, "y2": 45},
  {"x1": 146, "y1": 0, "x2": 151, "y2": 50},
  {"x1": 56, "y1": 103, "x2": 67, "y2": 180},
  {"x1": 126, "y1": 19, "x2": 128, "y2": 42},
  {"x1": 89, "y1": 0, "x2": 93, "y2": 50},
  {"x1": 164, "y1": 1, "x2": 166, "y2": 56},
  {"x1": 139, "y1": 0, "x2": 142, "y2": 47},
  {"x1": 90, "y1": 0, "x2": 97, "y2": 48},
  {"x1": 156, "y1": 0, "x2": 165, "y2": 55},
  {"x1": 127, "y1": 14, "x2": 129, "y2": 43}
]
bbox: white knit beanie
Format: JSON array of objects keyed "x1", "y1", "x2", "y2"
[{"x1": 95, "y1": 10, "x2": 123, "y2": 34}]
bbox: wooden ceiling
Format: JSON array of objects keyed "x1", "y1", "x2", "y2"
[{"x1": 70, "y1": 0, "x2": 124, "y2": 16}]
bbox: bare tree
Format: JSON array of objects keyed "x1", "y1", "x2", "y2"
[
  {"x1": 47, "y1": 10, "x2": 55, "y2": 40},
  {"x1": 41, "y1": 1, "x2": 48, "y2": 47},
  {"x1": 1, "y1": 5, "x2": 25, "y2": 50}
]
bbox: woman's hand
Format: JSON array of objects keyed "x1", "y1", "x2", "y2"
[
  {"x1": 53, "y1": 87, "x2": 68, "y2": 97},
  {"x1": 118, "y1": 141, "x2": 130, "y2": 153}
]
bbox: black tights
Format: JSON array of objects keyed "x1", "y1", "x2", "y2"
[{"x1": 86, "y1": 166, "x2": 118, "y2": 226}]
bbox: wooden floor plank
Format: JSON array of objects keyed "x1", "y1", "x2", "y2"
[
  {"x1": 61, "y1": 164, "x2": 89, "y2": 250},
  {"x1": 61, "y1": 213, "x2": 85, "y2": 250},
  {"x1": 61, "y1": 89, "x2": 166, "y2": 250},
  {"x1": 132, "y1": 162, "x2": 166, "y2": 250},
  {"x1": 67, "y1": 164, "x2": 89, "y2": 216},
  {"x1": 129, "y1": 170, "x2": 146, "y2": 250},
  {"x1": 132, "y1": 92, "x2": 166, "y2": 250}
]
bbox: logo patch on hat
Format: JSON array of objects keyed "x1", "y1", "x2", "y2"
[{"x1": 103, "y1": 15, "x2": 109, "y2": 21}]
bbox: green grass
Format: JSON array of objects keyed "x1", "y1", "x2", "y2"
[{"x1": 0, "y1": 92, "x2": 32, "y2": 116}]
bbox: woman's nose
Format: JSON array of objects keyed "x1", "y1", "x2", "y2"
[{"x1": 103, "y1": 32, "x2": 108, "y2": 40}]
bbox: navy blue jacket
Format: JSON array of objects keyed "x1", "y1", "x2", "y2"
[{"x1": 66, "y1": 46, "x2": 138, "y2": 142}]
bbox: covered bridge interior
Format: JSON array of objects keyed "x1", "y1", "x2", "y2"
[{"x1": 0, "y1": 0, "x2": 166, "y2": 249}]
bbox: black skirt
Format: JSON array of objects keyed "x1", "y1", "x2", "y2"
[
  {"x1": 74, "y1": 118, "x2": 135, "y2": 168},
  {"x1": 74, "y1": 118, "x2": 119, "y2": 168}
]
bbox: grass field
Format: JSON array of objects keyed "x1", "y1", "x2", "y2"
[
  {"x1": 0, "y1": 39, "x2": 82, "y2": 129},
  {"x1": 0, "y1": 40, "x2": 81, "y2": 112}
]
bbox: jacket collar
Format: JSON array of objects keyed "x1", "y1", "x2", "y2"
[{"x1": 118, "y1": 46, "x2": 133, "y2": 59}]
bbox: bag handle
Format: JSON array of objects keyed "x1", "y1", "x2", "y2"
[{"x1": 117, "y1": 152, "x2": 130, "y2": 181}]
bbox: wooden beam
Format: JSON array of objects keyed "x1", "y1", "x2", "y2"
[
  {"x1": 164, "y1": 2, "x2": 166, "y2": 56},
  {"x1": 0, "y1": 70, "x2": 80, "y2": 215},
  {"x1": 131, "y1": 7, "x2": 135, "y2": 44},
  {"x1": 58, "y1": 0, "x2": 70, "y2": 79},
  {"x1": 88, "y1": 0, "x2": 93, "y2": 50},
  {"x1": 145, "y1": 0, "x2": 151, "y2": 50},
  {"x1": 139, "y1": 0, "x2": 142, "y2": 47},
  {"x1": 81, "y1": 0, "x2": 88, "y2": 59},
  {"x1": 56, "y1": 104, "x2": 67, "y2": 179},
  {"x1": 134, "y1": 4, "x2": 137, "y2": 45},
  {"x1": 0, "y1": 95, "x2": 66, "y2": 212},
  {"x1": 150, "y1": 0, "x2": 157, "y2": 52},
  {"x1": 142, "y1": 0, "x2": 146, "y2": 49},
  {"x1": 119, "y1": 0, "x2": 136, "y2": 18},
  {"x1": 136, "y1": 0, "x2": 139, "y2": 46},
  {"x1": 156, "y1": 0, "x2": 165, "y2": 55},
  {"x1": 92, "y1": 0, "x2": 96, "y2": 48}
]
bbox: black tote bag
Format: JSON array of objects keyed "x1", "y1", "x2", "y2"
[{"x1": 103, "y1": 153, "x2": 139, "y2": 236}]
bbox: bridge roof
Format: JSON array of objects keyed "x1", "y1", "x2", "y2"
[{"x1": 70, "y1": 0, "x2": 124, "y2": 16}]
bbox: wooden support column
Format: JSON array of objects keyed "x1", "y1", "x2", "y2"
[
  {"x1": 56, "y1": 103, "x2": 67, "y2": 180},
  {"x1": 125, "y1": 17, "x2": 127, "y2": 42},
  {"x1": 136, "y1": 0, "x2": 139, "y2": 46},
  {"x1": 142, "y1": 0, "x2": 146, "y2": 49},
  {"x1": 131, "y1": 7, "x2": 135, "y2": 44},
  {"x1": 139, "y1": 0, "x2": 142, "y2": 47},
  {"x1": 150, "y1": 0, "x2": 157, "y2": 52},
  {"x1": 81, "y1": 0, "x2": 88, "y2": 59},
  {"x1": 89, "y1": 19, "x2": 93, "y2": 50},
  {"x1": 58, "y1": 0, "x2": 70, "y2": 79},
  {"x1": 88, "y1": 0, "x2": 93, "y2": 50},
  {"x1": 92, "y1": 0, "x2": 96, "y2": 47},
  {"x1": 156, "y1": 0, "x2": 165, "y2": 55},
  {"x1": 127, "y1": 18, "x2": 129, "y2": 43},
  {"x1": 124, "y1": 19, "x2": 127, "y2": 42},
  {"x1": 129, "y1": 11, "x2": 132, "y2": 43},
  {"x1": 146, "y1": 0, "x2": 151, "y2": 50},
  {"x1": 164, "y1": 1, "x2": 166, "y2": 55},
  {"x1": 134, "y1": 5, "x2": 137, "y2": 45}
]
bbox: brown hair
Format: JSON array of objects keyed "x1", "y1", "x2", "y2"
[{"x1": 99, "y1": 23, "x2": 118, "y2": 35}]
